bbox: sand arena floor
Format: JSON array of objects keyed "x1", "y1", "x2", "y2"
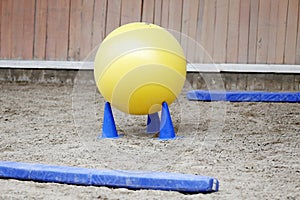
[{"x1": 0, "y1": 81, "x2": 299, "y2": 199}]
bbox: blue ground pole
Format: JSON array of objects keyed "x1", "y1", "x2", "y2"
[{"x1": 0, "y1": 161, "x2": 219, "y2": 193}]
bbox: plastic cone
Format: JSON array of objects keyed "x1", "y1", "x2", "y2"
[
  {"x1": 159, "y1": 102, "x2": 176, "y2": 140},
  {"x1": 100, "y1": 102, "x2": 119, "y2": 139},
  {"x1": 146, "y1": 112, "x2": 160, "y2": 134}
]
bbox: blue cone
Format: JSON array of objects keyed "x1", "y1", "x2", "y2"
[
  {"x1": 146, "y1": 112, "x2": 160, "y2": 134},
  {"x1": 159, "y1": 102, "x2": 176, "y2": 140},
  {"x1": 100, "y1": 102, "x2": 119, "y2": 139}
]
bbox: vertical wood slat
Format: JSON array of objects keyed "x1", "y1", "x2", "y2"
[
  {"x1": 194, "y1": 0, "x2": 205, "y2": 62},
  {"x1": 11, "y1": 0, "x2": 24, "y2": 59},
  {"x1": 200, "y1": 0, "x2": 216, "y2": 63},
  {"x1": 181, "y1": 0, "x2": 199, "y2": 62},
  {"x1": 284, "y1": 0, "x2": 299, "y2": 64},
  {"x1": 238, "y1": 0, "x2": 250, "y2": 63},
  {"x1": 142, "y1": 0, "x2": 155, "y2": 23},
  {"x1": 275, "y1": 0, "x2": 288, "y2": 64},
  {"x1": 168, "y1": 0, "x2": 183, "y2": 41},
  {"x1": 248, "y1": 0, "x2": 259, "y2": 64},
  {"x1": 0, "y1": 1, "x2": 2, "y2": 55},
  {"x1": 213, "y1": 0, "x2": 229, "y2": 63},
  {"x1": 92, "y1": 0, "x2": 108, "y2": 50},
  {"x1": 46, "y1": 0, "x2": 70, "y2": 60},
  {"x1": 120, "y1": 0, "x2": 142, "y2": 25},
  {"x1": 226, "y1": 0, "x2": 240, "y2": 63},
  {"x1": 34, "y1": 0, "x2": 48, "y2": 60},
  {"x1": 80, "y1": 0, "x2": 94, "y2": 60},
  {"x1": 297, "y1": 1, "x2": 300, "y2": 64},
  {"x1": 68, "y1": 0, "x2": 82, "y2": 60},
  {"x1": 45, "y1": 0, "x2": 58, "y2": 60},
  {"x1": 1, "y1": 0, "x2": 13, "y2": 59},
  {"x1": 154, "y1": 0, "x2": 162, "y2": 25},
  {"x1": 256, "y1": 0, "x2": 271, "y2": 64},
  {"x1": 22, "y1": 0, "x2": 35, "y2": 59},
  {"x1": 105, "y1": 0, "x2": 122, "y2": 35},
  {"x1": 267, "y1": 0, "x2": 279, "y2": 63},
  {"x1": 160, "y1": 0, "x2": 170, "y2": 28}
]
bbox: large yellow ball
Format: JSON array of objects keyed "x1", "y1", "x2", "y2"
[{"x1": 94, "y1": 22, "x2": 186, "y2": 115}]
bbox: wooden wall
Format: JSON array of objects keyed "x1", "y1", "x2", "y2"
[{"x1": 1, "y1": 0, "x2": 300, "y2": 64}]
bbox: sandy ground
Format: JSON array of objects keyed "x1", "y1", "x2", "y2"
[{"x1": 0, "y1": 80, "x2": 299, "y2": 200}]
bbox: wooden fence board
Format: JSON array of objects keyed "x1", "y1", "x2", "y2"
[
  {"x1": 168, "y1": 0, "x2": 183, "y2": 38},
  {"x1": 181, "y1": 0, "x2": 199, "y2": 62},
  {"x1": 80, "y1": 0, "x2": 94, "y2": 60},
  {"x1": 154, "y1": 0, "x2": 162, "y2": 25},
  {"x1": 161, "y1": 0, "x2": 170, "y2": 28},
  {"x1": 248, "y1": 0, "x2": 259, "y2": 63},
  {"x1": 92, "y1": 0, "x2": 108, "y2": 49},
  {"x1": 201, "y1": 0, "x2": 216, "y2": 63},
  {"x1": 22, "y1": 0, "x2": 35, "y2": 59},
  {"x1": 296, "y1": 4, "x2": 300, "y2": 64},
  {"x1": 284, "y1": 0, "x2": 299, "y2": 64},
  {"x1": 256, "y1": 0, "x2": 271, "y2": 64},
  {"x1": 213, "y1": 0, "x2": 229, "y2": 63},
  {"x1": 45, "y1": 0, "x2": 57, "y2": 60},
  {"x1": 267, "y1": 0, "x2": 279, "y2": 63},
  {"x1": 1, "y1": 0, "x2": 13, "y2": 59},
  {"x1": 194, "y1": 0, "x2": 205, "y2": 62},
  {"x1": 226, "y1": 0, "x2": 240, "y2": 63},
  {"x1": 121, "y1": 0, "x2": 142, "y2": 25},
  {"x1": 11, "y1": 0, "x2": 24, "y2": 59},
  {"x1": 105, "y1": 0, "x2": 122, "y2": 35},
  {"x1": 275, "y1": 0, "x2": 288, "y2": 64},
  {"x1": 68, "y1": 0, "x2": 82, "y2": 60},
  {"x1": 142, "y1": 0, "x2": 155, "y2": 23},
  {"x1": 238, "y1": 0, "x2": 250, "y2": 63},
  {"x1": 34, "y1": 0, "x2": 48, "y2": 60}
]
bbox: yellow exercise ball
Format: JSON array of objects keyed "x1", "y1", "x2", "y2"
[{"x1": 94, "y1": 22, "x2": 186, "y2": 115}]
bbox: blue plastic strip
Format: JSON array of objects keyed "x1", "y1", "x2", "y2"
[
  {"x1": 187, "y1": 90, "x2": 300, "y2": 102},
  {"x1": 0, "y1": 161, "x2": 219, "y2": 193}
]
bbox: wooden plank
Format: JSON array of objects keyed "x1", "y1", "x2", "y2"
[
  {"x1": 57, "y1": 0, "x2": 70, "y2": 60},
  {"x1": 284, "y1": 0, "x2": 299, "y2": 64},
  {"x1": 142, "y1": 0, "x2": 155, "y2": 23},
  {"x1": 160, "y1": 0, "x2": 169, "y2": 28},
  {"x1": 11, "y1": 0, "x2": 24, "y2": 59},
  {"x1": 45, "y1": 0, "x2": 57, "y2": 60},
  {"x1": 238, "y1": 0, "x2": 250, "y2": 63},
  {"x1": 275, "y1": 0, "x2": 288, "y2": 64},
  {"x1": 181, "y1": 0, "x2": 199, "y2": 62},
  {"x1": 266, "y1": 0, "x2": 279, "y2": 63},
  {"x1": 92, "y1": 0, "x2": 108, "y2": 49},
  {"x1": 282, "y1": 75, "x2": 295, "y2": 91},
  {"x1": 247, "y1": 0, "x2": 259, "y2": 63},
  {"x1": 154, "y1": 0, "x2": 162, "y2": 25},
  {"x1": 105, "y1": 0, "x2": 122, "y2": 35},
  {"x1": 22, "y1": 0, "x2": 35, "y2": 59},
  {"x1": 0, "y1": 1, "x2": 2, "y2": 55},
  {"x1": 194, "y1": 0, "x2": 205, "y2": 62},
  {"x1": 226, "y1": 0, "x2": 240, "y2": 63},
  {"x1": 168, "y1": 0, "x2": 183, "y2": 41},
  {"x1": 0, "y1": 0, "x2": 13, "y2": 58},
  {"x1": 296, "y1": 2, "x2": 300, "y2": 64},
  {"x1": 213, "y1": 0, "x2": 229, "y2": 63},
  {"x1": 34, "y1": 0, "x2": 48, "y2": 60},
  {"x1": 68, "y1": 0, "x2": 82, "y2": 60},
  {"x1": 256, "y1": 0, "x2": 271, "y2": 64},
  {"x1": 80, "y1": 0, "x2": 94, "y2": 60},
  {"x1": 121, "y1": 0, "x2": 142, "y2": 25},
  {"x1": 236, "y1": 74, "x2": 248, "y2": 90},
  {"x1": 201, "y1": 0, "x2": 216, "y2": 63}
]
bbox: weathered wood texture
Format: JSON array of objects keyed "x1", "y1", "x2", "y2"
[{"x1": 0, "y1": 0, "x2": 300, "y2": 64}]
